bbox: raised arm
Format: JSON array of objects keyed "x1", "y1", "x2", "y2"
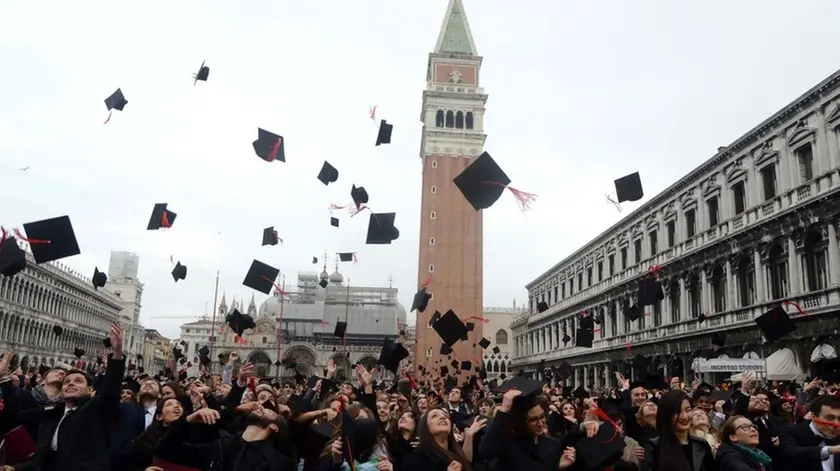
[{"x1": 98, "y1": 323, "x2": 127, "y2": 421}]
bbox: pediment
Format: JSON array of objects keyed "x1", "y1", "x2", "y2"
[
  {"x1": 726, "y1": 165, "x2": 746, "y2": 183},
  {"x1": 827, "y1": 104, "x2": 840, "y2": 128},
  {"x1": 753, "y1": 148, "x2": 779, "y2": 168},
  {"x1": 787, "y1": 126, "x2": 817, "y2": 148},
  {"x1": 680, "y1": 192, "x2": 696, "y2": 209},
  {"x1": 703, "y1": 183, "x2": 720, "y2": 199}
]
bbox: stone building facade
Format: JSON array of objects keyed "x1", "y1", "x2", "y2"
[
  {"x1": 414, "y1": 0, "x2": 489, "y2": 379},
  {"x1": 480, "y1": 306, "x2": 524, "y2": 379},
  {"x1": 0, "y1": 242, "x2": 123, "y2": 371},
  {"x1": 513, "y1": 69, "x2": 840, "y2": 388}
]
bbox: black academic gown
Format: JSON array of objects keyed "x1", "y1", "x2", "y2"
[{"x1": 478, "y1": 411, "x2": 580, "y2": 471}]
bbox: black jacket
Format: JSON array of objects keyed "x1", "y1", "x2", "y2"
[
  {"x1": 715, "y1": 444, "x2": 772, "y2": 471},
  {"x1": 778, "y1": 420, "x2": 840, "y2": 471},
  {"x1": 478, "y1": 410, "x2": 579, "y2": 471},
  {"x1": 643, "y1": 436, "x2": 716, "y2": 471}
]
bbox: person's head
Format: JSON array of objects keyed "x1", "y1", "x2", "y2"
[
  {"x1": 781, "y1": 396, "x2": 795, "y2": 413},
  {"x1": 10, "y1": 375, "x2": 19, "y2": 388},
  {"x1": 120, "y1": 388, "x2": 136, "y2": 403},
  {"x1": 656, "y1": 390, "x2": 692, "y2": 437},
  {"x1": 809, "y1": 395, "x2": 840, "y2": 439},
  {"x1": 376, "y1": 399, "x2": 391, "y2": 422},
  {"x1": 636, "y1": 400, "x2": 657, "y2": 427},
  {"x1": 327, "y1": 397, "x2": 343, "y2": 412},
  {"x1": 138, "y1": 378, "x2": 161, "y2": 402},
  {"x1": 62, "y1": 370, "x2": 94, "y2": 400},
  {"x1": 690, "y1": 408, "x2": 710, "y2": 428},
  {"x1": 477, "y1": 398, "x2": 494, "y2": 417},
  {"x1": 282, "y1": 381, "x2": 295, "y2": 396},
  {"x1": 397, "y1": 410, "x2": 416, "y2": 434},
  {"x1": 422, "y1": 406, "x2": 452, "y2": 437},
  {"x1": 523, "y1": 397, "x2": 549, "y2": 437},
  {"x1": 630, "y1": 383, "x2": 648, "y2": 408},
  {"x1": 218, "y1": 383, "x2": 232, "y2": 396},
  {"x1": 415, "y1": 395, "x2": 429, "y2": 414},
  {"x1": 693, "y1": 391, "x2": 712, "y2": 412},
  {"x1": 44, "y1": 368, "x2": 67, "y2": 387},
  {"x1": 721, "y1": 415, "x2": 759, "y2": 447},
  {"x1": 161, "y1": 381, "x2": 184, "y2": 399},
  {"x1": 448, "y1": 387, "x2": 462, "y2": 403},
  {"x1": 417, "y1": 407, "x2": 471, "y2": 471},
  {"x1": 245, "y1": 406, "x2": 284, "y2": 434},
  {"x1": 748, "y1": 391, "x2": 770, "y2": 414},
  {"x1": 561, "y1": 401, "x2": 578, "y2": 418},
  {"x1": 256, "y1": 385, "x2": 275, "y2": 405},
  {"x1": 155, "y1": 397, "x2": 184, "y2": 425}
]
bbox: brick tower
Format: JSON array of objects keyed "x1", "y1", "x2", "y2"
[{"x1": 414, "y1": 0, "x2": 488, "y2": 384}]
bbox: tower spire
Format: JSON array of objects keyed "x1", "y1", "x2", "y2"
[{"x1": 434, "y1": 0, "x2": 478, "y2": 55}]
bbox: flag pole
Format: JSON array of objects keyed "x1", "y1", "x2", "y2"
[
  {"x1": 276, "y1": 274, "x2": 286, "y2": 377},
  {"x1": 209, "y1": 270, "x2": 220, "y2": 370}
]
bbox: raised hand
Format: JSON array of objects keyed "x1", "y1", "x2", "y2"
[
  {"x1": 110, "y1": 323, "x2": 124, "y2": 359},
  {"x1": 0, "y1": 350, "x2": 13, "y2": 376},
  {"x1": 187, "y1": 408, "x2": 220, "y2": 424},
  {"x1": 355, "y1": 363, "x2": 374, "y2": 386},
  {"x1": 237, "y1": 362, "x2": 255, "y2": 384}
]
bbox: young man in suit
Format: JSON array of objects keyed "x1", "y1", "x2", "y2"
[{"x1": 778, "y1": 395, "x2": 840, "y2": 471}]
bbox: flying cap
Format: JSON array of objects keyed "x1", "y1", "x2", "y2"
[
  {"x1": 319, "y1": 279, "x2": 328, "y2": 289},
  {"x1": 252, "y1": 128, "x2": 286, "y2": 163},
  {"x1": 122, "y1": 377, "x2": 141, "y2": 394},
  {"x1": 337, "y1": 252, "x2": 356, "y2": 263},
  {"x1": 376, "y1": 119, "x2": 393, "y2": 146},
  {"x1": 365, "y1": 212, "x2": 399, "y2": 244},
  {"x1": 614, "y1": 172, "x2": 643, "y2": 203},
  {"x1": 755, "y1": 305, "x2": 797, "y2": 343},
  {"x1": 624, "y1": 303, "x2": 643, "y2": 322},
  {"x1": 453, "y1": 152, "x2": 510, "y2": 211},
  {"x1": 330, "y1": 217, "x2": 339, "y2": 228},
  {"x1": 350, "y1": 185, "x2": 369, "y2": 208},
  {"x1": 333, "y1": 321, "x2": 347, "y2": 338},
  {"x1": 193, "y1": 60, "x2": 210, "y2": 85},
  {"x1": 576, "y1": 420, "x2": 626, "y2": 469},
  {"x1": 478, "y1": 338, "x2": 490, "y2": 349},
  {"x1": 105, "y1": 88, "x2": 127, "y2": 111},
  {"x1": 411, "y1": 287, "x2": 431, "y2": 313},
  {"x1": 711, "y1": 332, "x2": 726, "y2": 347},
  {"x1": 21, "y1": 215, "x2": 81, "y2": 264},
  {"x1": 53, "y1": 325, "x2": 63, "y2": 336},
  {"x1": 171, "y1": 262, "x2": 187, "y2": 282},
  {"x1": 242, "y1": 259, "x2": 280, "y2": 294},
  {"x1": 499, "y1": 376, "x2": 542, "y2": 404},
  {"x1": 378, "y1": 339, "x2": 409, "y2": 374},
  {"x1": 225, "y1": 309, "x2": 255, "y2": 337},
  {"x1": 317, "y1": 161, "x2": 339, "y2": 186},
  {"x1": 74, "y1": 347, "x2": 85, "y2": 359},
  {"x1": 0, "y1": 236, "x2": 26, "y2": 277},
  {"x1": 638, "y1": 277, "x2": 664, "y2": 306},
  {"x1": 433, "y1": 309, "x2": 469, "y2": 346},
  {"x1": 312, "y1": 256, "x2": 318, "y2": 264},
  {"x1": 92, "y1": 267, "x2": 107, "y2": 289},
  {"x1": 262, "y1": 227, "x2": 279, "y2": 246},
  {"x1": 147, "y1": 203, "x2": 177, "y2": 230},
  {"x1": 537, "y1": 301, "x2": 548, "y2": 313}
]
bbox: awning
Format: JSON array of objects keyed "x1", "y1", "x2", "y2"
[
  {"x1": 729, "y1": 348, "x2": 804, "y2": 382},
  {"x1": 810, "y1": 344, "x2": 838, "y2": 363}
]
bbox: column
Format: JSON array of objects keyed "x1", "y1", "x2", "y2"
[
  {"x1": 787, "y1": 237, "x2": 802, "y2": 295},
  {"x1": 701, "y1": 270, "x2": 710, "y2": 314},
  {"x1": 816, "y1": 109, "x2": 831, "y2": 175},
  {"x1": 830, "y1": 223, "x2": 840, "y2": 286},
  {"x1": 754, "y1": 248, "x2": 766, "y2": 303},
  {"x1": 679, "y1": 278, "x2": 688, "y2": 321},
  {"x1": 725, "y1": 259, "x2": 734, "y2": 310},
  {"x1": 583, "y1": 367, "x2": 590, "y2": 389}
]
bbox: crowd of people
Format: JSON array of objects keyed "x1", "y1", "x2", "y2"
[{"x1": 0, "y1": 326, "x2": 839, "y2": 471}]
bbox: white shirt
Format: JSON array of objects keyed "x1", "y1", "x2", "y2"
[
  {"x1": 144, "y1": 405, "x2": 157, "y2": 430},
  {"x1": 51, "y1": 407, "x2": 76, "y2": 451},
  {"x1": 810, "y1": 421, "x2": 835, "y2": 471}
]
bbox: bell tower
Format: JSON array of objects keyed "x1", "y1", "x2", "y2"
[{"x1": 414, "y1": 0, "x2": 488, "y2": 382}]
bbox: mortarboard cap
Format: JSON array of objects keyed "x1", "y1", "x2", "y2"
[
  {"x1": 378, "y1": 339, "x2": 409, "y2": 374},
  {"x1": 122, "y1": 377, "x2": 141, "y2": 394},
  {"x1": 92, "y1": 267, "x2": 107, "y2": 290},
  {"x1": 557, "y1": 361, "x2": 572, "y2": 380},
  {"x1": 572, "y1": 386, "x2": 590, "y2": 399},
  {"x1": 433, "y1": 309, "x2": 469, "y2": 346},
  {"x1": 537, "y1": 301, "x2": 548, "y2": 313},
  {"x1": 625, "y1": 303, "x2": 643, "y2": 322},
  {"x1": 103, "y1": 337, "x2": 112, "y2": 348},
  {"x1": 105, "y1": 88, "x2": 127, "y2": 111},
  {"x1": 350, "y1": 185, "x2": 369, "y2": 208},
  {"x1": 576, "y1": 327, "x2": 593, "y2": 348},
  {"x1": 439, "y1": 366, "x2": 449, "y2": 377},
  {"x1": 499, "y1": 376, "x2": 542, "y2": 404},
  {"x1": 477, "y1": 338, "x2": 490, "y2": 349},
  {"x1": 136, "y1": 354, "x2": 144, "y2": 361},
  {"x1": 225, "y1": 309, "x2": 256, "y2": 337},
  {"x1": 242, "y1": 259, "x2": 280, "y2": 294},
  {"x1": 614, "y1": 172, "x2": 643, "y2": 203},
  {"x1": 576, "y1": 420, "x2": 626, "y2": 470},
  {"x1": 330, "y1": 217, "x2": 339, "y2": 228},
  {"x1": 491, "y1": 345, "x2": 500, "y2": 354},
  {"x1": 337, "y1": 252, "x2": 355, "y2": 263},
  {"x1": 711, "y1": 332, "x2": 727, "y2": 347},
  {"x1": 453, "y1": 151, "x2": 511, "y2": 211},
  {"x1": 562, "y1": 333, "x2": 571, "y2": 343},
  {"x1": 411, "y1": 287, "x2": 432, "y2": 313},
  {"x1": 319, "y1": 279, "x2": 328, "y2": 289},
  {"x1": 262, "y1": 227, "x2": 279, "y2": 246},
  {"x1": 0, "y1": 236, "x2": 26, "y2": 278},
  {"x1": 440, "y1": 343, "x2": 453, "y2": 355},
  {"x1": 428, "y1": 310, "x2": 442, "y2": 327},
  {"x1": 252, "y1": 128, "x2": 286, "y2": 163},
  {"x1": 52, "y1": 325, "x2": 63, "y2": 336},
  {"x1": 698, "y1": 313, "x2": 707, "y2": 323},
  {"x1": 375, "y1": 119, "x2": 393, "y2": 146},
  {"x1": 198, "y1": 345, "x2": 209, "y2": 358},
  {"x1": 638, "y1": 277, "x2": 664, "y2": 307},
  {"x1": 312, "y1": 256, "x2": 318, "y2": 264},
  {"x1": 146, "y1": 203, "x2": 177, "y2": 230},
  {"x1": 365, "y1": 212, "x2": 399, "y2": 245},
  {"x1": 171, "y1": 262, "x2": 187, "y2": 282},
  {"x1": 333, "y1": 321, "x2": 347, "y2": 338},
  {"x1": 460, "y1": 361, "x2": 472, "y2": 371},
  {"x1": 755, "y1": 305, "x2": 797, "y2": 343},
  {"x1": 317, "y1": 161, "x2": 339, "y2": 186},
  {"x1": 193, "y1": 60, "x2": 210, "y2": 85},
  {"x1": 21, "y1": 216, "x2": 80, "y2": 264},
  {"x1": 74, "y1": 347, "x2": 85, "y2": 359}
]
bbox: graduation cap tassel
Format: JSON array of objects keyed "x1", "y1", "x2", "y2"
[
  {"x1": 648, "y1": 264, "x2": 662, "y2": 277},
  {"x1": 404, "y1": 370, "x2": 417, "y2": 390},
  {"x1": 590, "y1": 406, "x2": 621, "y2": 443},
  {"x1": 480, "y1": 181, "x2": 538, "y2": 211},
  {"x1": 465, "y1": 316, "x2": 490, "y2": 324},
  {"x1": 606, "y1": 194, "x2": 623, "y2": 212},
  {"x1": 420, "y1": 275, "x2": 433, "y2": 289},
  {"x1": 161, "y1": 212, "x2": 172, "y2": 229},
  {"x1": 352, "y1": 254, "x2": 358, "y2": 265},
  {"x1": 103, "y1": 110, "x2": 113, "y2": 124},
  {"x1": 368, "y1": 105, "x2": 377, "y2": 123},
  {"x1": 273, "y1": 230, "x2": 283, "y2": 245},
  {"x1": 13, "y1": 228, "x2": 51, "y2": 245},
  {"x1": 260, "y1": 276, "x2": 290, "y2": 297},
  {"x1": 782, "y1": 300, "x2": 807, "y2": 316},
  {"x1": 268, "y1": 137, "x2": 283, "y2": 162},
  {"x1": 328, "y1": 203, "x2": 349, "y2": 213}
]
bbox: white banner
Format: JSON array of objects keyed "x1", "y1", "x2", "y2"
[{"x1": 692, "y1": 358, "x2": 766, "y2": 373}]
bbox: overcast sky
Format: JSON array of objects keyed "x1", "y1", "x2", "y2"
[{"x1": 2, "y1": 0, "x2": 839, "y2": 340}]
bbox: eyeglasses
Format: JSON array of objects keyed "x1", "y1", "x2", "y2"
[
  {"x1": 527, "y1": 414, "x2": 548, "y2": 424},
  {"x1": 735, "y1": 423, "x2": 758, "y2": 432}
]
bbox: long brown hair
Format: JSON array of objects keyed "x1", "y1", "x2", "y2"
[
  {"x1": 416, "y1": 406, "x2": 471, "y2": 471},
  {"x1": 318, "y1": 403, "x2": 380, "y2": 460}
]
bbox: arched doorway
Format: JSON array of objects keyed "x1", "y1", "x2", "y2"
[
  {"x1": 248, "y1": 350, "x2": 272, "y2": 378},
  {"x1": 281, "y1": 346, "x2": 316, "y2": 379},
  {"x1": 330, "y1": 353, "x2": 352, "y2": 380}
]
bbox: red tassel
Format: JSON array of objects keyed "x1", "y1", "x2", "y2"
[
  {"x1": 0, "y1": 227, "x2": 7, "y2": 254},
  {"x1": 329, "y1": 204, "x2": 348, "y2": 213},
  {"x1": 590, "y1": 406, "x2": 621, "y2": 443},
  {"x1": 161, "y1": 212, "x2": 172, "y2": 229},
  {"x1": 405, "y1": 371, "x2": 417, "y2": 390},
  {"x1": 349, "y1": 204, "x2": 371, "y2": 218},
  {"x1": 625, "y1": 343, "x2": 632, "y2": 355},
  {"x1": 465, "y1": 316, "x2": 490, "y2": 324},
  {"x1": 352, "y1": 254, "x2": 358, "y2": 265},
  {"x1": 812, "y1": 418, "x2": 840, "y2": 429},
  {"x1": 606, "y1": 194, "x2": 622, "y2": 212},
  {"x1": 268, "y1": 137, "x2": 282, "y2": 162},
  {"x1": 480, "y1": 181, "x2": 538, "y2": 211},
  {"x1": 13, "y1": 229, "x2": 51, "y2": 245},
  {"x1": 368, "y1": 105, "x2": 377, "y2": 122},
  {"x1": 103, "y1": 111, "x2": 113, "y2": 124},
  {"x1": 248, "y1": 376, "x2": 257, "y2": 395},
  {"x1": 260, "y1": 275, "x2": 290, "y2": 297},
  {"x1": 273, "y1": 230, "x2": 283, "y2": 245},
  {"x1": 420, "y1": 275, "x2": 433, "y2": 289},
  {"x1": 783, "y1": 301, "x2": 807, "y2": 316},
  {"x1": 648, "y1": 265, "x2": 661, "y2": 277}
]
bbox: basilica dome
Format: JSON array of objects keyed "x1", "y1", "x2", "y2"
[{"x1": 329, "y1": 270, "x2": 344, "y2": 284}]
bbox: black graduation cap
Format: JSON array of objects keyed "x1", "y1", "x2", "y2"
[
  {"x1": 478, "y1": 338, "x2": 490, "y2": 350},
  {"x1": 252, "y1": 128, "x2": 286, "y2": 163},
  {"x1": 146, "y1": 203, "x2": 177, "y2": 230},
  {"x1": 262, "y1": 227, "x2": 279, "y2": 246},
  {"x1": 103, "y1": 337, "x2": 112, "y2": 348},
  {"x1": 310, "y1": 160, "x2": 340, "y2": 186},
  {"x1": 330, "y1": 217, "x2": 339, "y2": 228},
  {"x1": 576, "y1": 420, "x2": 626, "y2": 470},
  {"x1": 562, "y1": 333, "x2": 571, "y2": 343},
  {"x1": 378, "y1": 339, "x2": 409, "y2": 374},
  {"x1": 439, "y1": 366, "x2": 449, "y2": 377},
  {"x1": 440, "y1": 343, "x2": 453, "y2": 355},
  {"x1": 350, "y1": 185, "x2": 369, "y2": 209},
  {"x1": 614, "y1": 172, "x2": 643, "y2": 203},
  {"x1": 319, "y1": 279, "x2": 328, "y2": 289},
  {"x1": 428, "y1": 310, "x2": 442, "y2": 327},
  {"x1": 193, "y1": 60, "x2": 210, "y2": 85},
  {"x1": 411, "y1": 287, "x2": 432, "y2": 313},
  {"x1": 536, "y1": 301, "x2": 548, "y2": 313},
  {"x1": 52, "y1": 325, "x2": 63, "y2": 336},
  {"x1": 698, "y1": 313, "x2": 707, "y2": 323},
  {"x1": 625, "y1": 303, "x2": 643, "y2": 322},
  {"x1": 576, "y1": 327, "x2": 594, "y2": 348},
  {"x1": 136, "y1": 354, "x2": 143, "y2": 361},
  {"x1": 242, "y1": 259, "x2": 280, "y2": 294},
  {"x1": 433, "y1": 309, "x2": 469, "y2": 346},
  {"x1": 312, "y1": 257, "x2": 318, "y2": 264},
  {"x1": 557, "y1": 361, "x2": 572, "y2": 380},
  {"x1": 73, "y1": 347, "x2": 85, "y2": 359},
  {"x1": 337, "y1": 252, "x2": 356, "y2": 263},
  {"x1": 171, "y1": 262, "x2": 187, "y2": 282},
  {"x1": 92, "y1": 267, "x2": 107, "y2": 290},
  {"x1": 638, "y1": 277, "x2": 664, "y2": 306},
  {"x1": 104, "y1": 88, "x2": 127, "y2": 111},
  {"x1": 198, "y1": 345, "x2": 210, "y2": 358},
  {"x1": 122, "y1": 377, "x2": 141, "y2": 394},
  {"x1": 376, "y1": 119, "x2": 393, "y2": 146},
  {"x1": 21, "y1": 215, "x2": 80, "y2": 264},
  {"x1": 333, "y1": 321, "x2": 347, "y2": 338},
  {"x1": 365, "y1": 212, "x2": 399, "y2": 244},
  {"x1": 633, "y1": 354, "x2": 650, "y2": 373},
  {"x1": 460, "y1": 361, "x2": 472, "y2": 371},
  {"x1": 755, "y1": 305, "x2": 797, "y2": 343},
  {"x1": 572, "y1": 386, "x2": 590, "y2": 399},
  {"x1": 453, "y1": 151, "x2": 511, "y2": 211},
  {"x1": 0, "y1": 236, "x2": 26, "y2": 278},
  {"x1": 499, "y1": 376, "x2": 542, "y2": 404},
  {"x1": 711, "y1": 332, "x2": 726, "y2": 347},
  {"x1": 225, "y1": 309, "x2": 256, "y2": 336}
]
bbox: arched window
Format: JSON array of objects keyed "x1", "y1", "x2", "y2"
[
  {"x1": 768, "y1": 243, "x2": 788, "y2": 299},
  {"x1": 501, "y1": 361, "x2": 508, "y2": 373},
  {"x1": 804, "y1": 230, "x2": 827, "y2": 291},
  {"x1": 492, "y1": 360, "x2": 499, "y2": 373},
  {"x1": 737, "y1": 255, "x2": 755, "y2": 307},
  {"x1": 445, "y1": 110, "x2": 454, "y2": 128},
  {"x1": 435, "y1": 110, "x2": 444, "y2": 128},
  {"x1": 465, "y1": 112, "x2": 474, "y2": 129},
  {"x1": 495, "y1": 329, "x2": 508, "y2": 345},
  {"x1": 455, "y1": 111, "x2": 464, "y2": 129},
  {"x1": 485, "y1": 360, "x2": 492, "y2": 372}
]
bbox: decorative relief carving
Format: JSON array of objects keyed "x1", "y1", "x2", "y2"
[{"x1": 826, "y1": 103, "x2": 840, "y2": 128}]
